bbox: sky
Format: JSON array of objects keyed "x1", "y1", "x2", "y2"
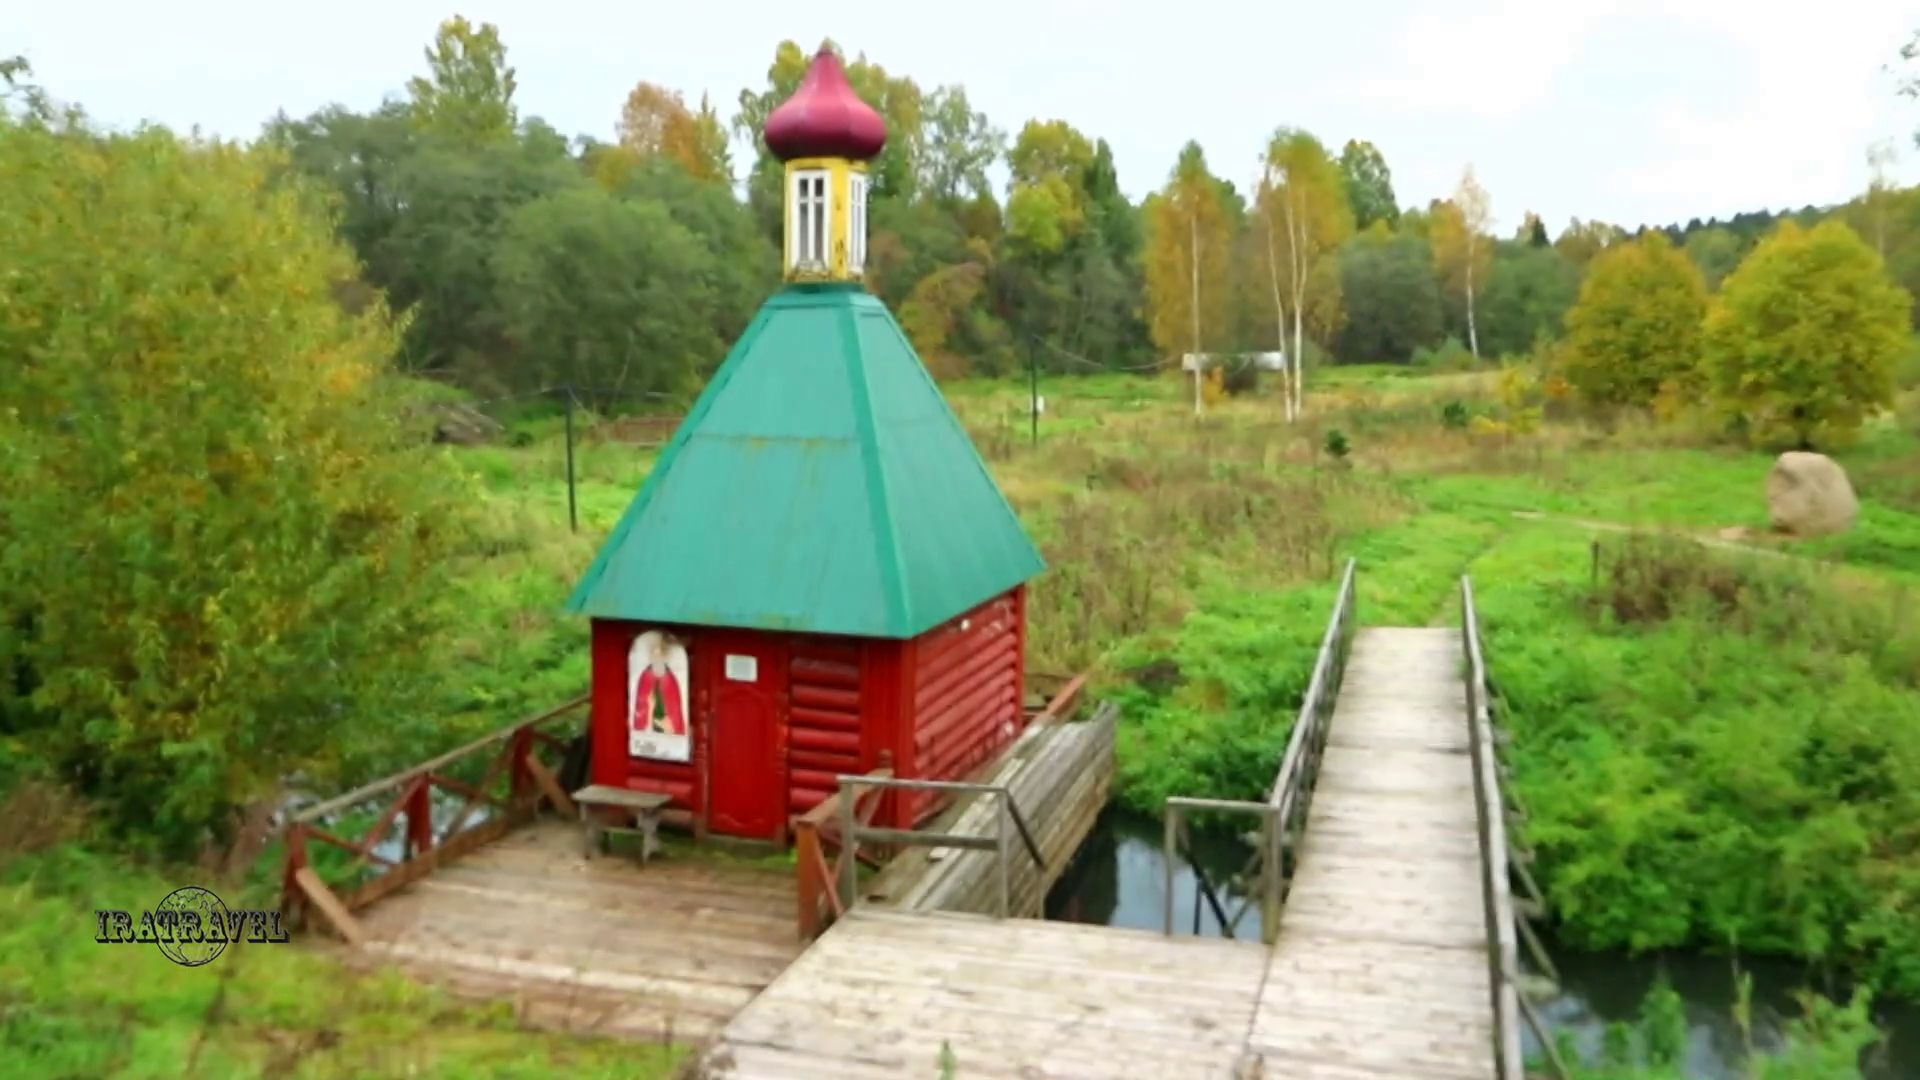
[{"x1": 14, "y1": 0, "x2": 1920, "y2": 234}]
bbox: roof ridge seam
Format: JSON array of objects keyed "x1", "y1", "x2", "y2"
[{"x1": 842, "y1": 300, "x2": 912, "y2": 636}]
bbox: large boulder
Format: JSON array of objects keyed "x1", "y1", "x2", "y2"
[{"x1": 1766, "y1": 452, "x2": 1858, "y2": 537}]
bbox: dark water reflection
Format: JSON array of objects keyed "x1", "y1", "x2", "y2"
[
  {"x1": 1045, "y1": 805, "x2": 1265, "y2": 940},
  {"x1": 1537, "y1": 947, "x2": 1919, "y2": 1079},
  {"x1": 1046, "y1": 807, "x2": 1918, "y2": 1077}
]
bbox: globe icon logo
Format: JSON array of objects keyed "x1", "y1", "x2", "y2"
[{"x1": 155, "y1": 886, "x2": 230, "y2": 967}]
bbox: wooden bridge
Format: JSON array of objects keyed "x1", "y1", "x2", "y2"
[{"x1": 698, "y1": 564, "x2": 1567, "y2": 1078}]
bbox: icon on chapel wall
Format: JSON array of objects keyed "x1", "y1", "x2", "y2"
[{"x1": 626, "y1": 630, "x2": 690, "y2": 762}]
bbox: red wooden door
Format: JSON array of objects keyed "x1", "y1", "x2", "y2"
[{"x1": 707, "y1": 636, "x2": 786, "y2": 839}]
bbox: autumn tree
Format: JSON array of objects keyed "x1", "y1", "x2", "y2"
[
  {"x1": 1431, "y1": 166, "x2": 1492, "y2": 357},
  {"x1": 1338, "y1": 139, "x2": 1398, "y2": 230},
  {"x1": 1561, "y1": 232, "x2": 1708, "y2": 412},
  {"x1": 618, "y1": 82, "x2": 730, "y2": 183},
  {"x1": 919, "y1": 86, "x2": 1002, "y2": 202},
  {"x1": 1144, "y1": 142, "x2": 1233, "y2": 410},
  {"x1": 899, "y1": 256, "x2": 991, "y2": 376},
  {"x1": 995, "y1": 129, "x2": 1151, "y2": 374},
  {"x1": 1555, "y1": 217, "x2": 1624, "y2": 269},
  {"x1": 1258, "y1": 129, "x2": 1354, "y2": 418},
  {"x1": 1704, "y1": 220, "x2": 1910, "y2": 447},
  {"x1": 407, "y1": 15, "x2": 517, "y2": 143},
  {"x1": 1005, "y1": 119, "x2": 1095, "y2": 257},
  {"x1": 0, "y1": 118, "x2": 457, "y2": 853}
]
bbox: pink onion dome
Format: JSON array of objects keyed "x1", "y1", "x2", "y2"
[{"x1": 763, "y1": 48, "x2": 888, "y2": 163}]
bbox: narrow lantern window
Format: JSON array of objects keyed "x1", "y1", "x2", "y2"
[
  {"x1": 789, "y1": 169, "x2": 832, "y2": 270},
  {"x1": 809, "y1": 175, "x2": 826, "y2": 264},
  {"x1": 850, "y1": 174, "x2": 867, "y2": 273}
]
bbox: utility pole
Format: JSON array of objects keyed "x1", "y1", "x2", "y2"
[{"x1": 563, "y1": 385, "x2": 578, "y2": 534}]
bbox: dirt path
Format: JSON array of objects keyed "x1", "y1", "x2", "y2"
[{"x1": 1508, "y1": 509, "x2": 1802, "y2": 561}]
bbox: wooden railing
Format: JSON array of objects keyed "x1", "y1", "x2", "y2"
[
  {"x1": 278, "y1": 695, "x2": 589, "y2": 942},
  {"x1": 1161, "y1": 796, "x2": 1279, "y2": 942},
  {"x1": 1160, "y1": 556, "x2": 1358, "y2": 943},
  {"x1": 837, "y1": 775, "x2": 1046, "y2": 918},
  {"x1": 791, "y1": 673, "x2": 1089, "y2": 940},
  {"x1": 1461, "y1": 577, "x2": 1571, "y2": 1080},
  {"x1": 793, "y1": 766, "x2": 892, "y2": 941}
]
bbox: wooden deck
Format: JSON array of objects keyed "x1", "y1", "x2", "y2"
[
  {"x1": 342, "y1": 820, "x2": 803, "y2": 1043},
  {"x1": 698, "y1": 908, "x2": 1272, "y2": 1079},
  {"x1": 1249, "y1": 627, "x2": 1496, "y2": 1078},
  {"x1": 323, "y1": 623, "x2": 1507, "y2": 1074}
]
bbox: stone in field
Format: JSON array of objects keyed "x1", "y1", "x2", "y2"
[{"x1": 1766, "y1": 451, "x2": 1857, "y2": 537}]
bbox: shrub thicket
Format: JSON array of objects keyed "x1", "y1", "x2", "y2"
[{"x1": 0, "y1": 117, "x2": 458, "y2": 858}]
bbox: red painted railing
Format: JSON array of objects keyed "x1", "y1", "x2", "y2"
[{"x1": 278, "y1": 695, "x2": 589, "y2": 939}]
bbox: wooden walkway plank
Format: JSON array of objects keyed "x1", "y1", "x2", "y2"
[
  {"x1": 699, "y1": 909, "x2": 1269, "y2": 1079},
  {"x1": 1250, "y1": 626, "x2": 1496, "y2": 1079},
  {"x1": 344, "y1": 820, "x2": 804, "y2": 1044}
]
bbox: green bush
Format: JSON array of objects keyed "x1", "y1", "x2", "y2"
[
  {"x1": 1412, "y1": 336, "x2": 1476, "y2": 372},
  {"x1": 0, "y1": 118, "x2": 459, "y2": 857},
  {"x1": 1480, "y1": 533, "x2": 1920, "y2": 996}
]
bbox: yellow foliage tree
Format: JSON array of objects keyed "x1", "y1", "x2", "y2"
[
  {"x1": 1704, "y1": 220, "x2": 1910, "y2": 447},
  {"x1": 1257, "y1": 129, "x2": 1354, "y2": 419},
  {"x1": 619, "y1": 82, "x2": 731, "y2": 183},
  {"x1": 1562, "y1": 232, "x2": 1707, "y2": 412},
  {"x1": 899, "y1": 260, "x2": 989, "y2": 378},
  {"x1": 1143, "y1": 142, "x2": 1233, "y2": 365},
  {"x1": 0, "y1": 120, "x2": 457, "y2": 851}
]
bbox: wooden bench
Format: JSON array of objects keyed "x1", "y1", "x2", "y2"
[{"x1": 572, "y1": 785, "x2": 672, "y2": 864}]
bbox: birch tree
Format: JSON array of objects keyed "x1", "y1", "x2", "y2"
[
  {"x1": 1258, "y1": 130, "x2": 1353, "y2": 419},
  {"x1": 1432, "y1": 166, "x2": 1493, "y2": 358},
  {"x1": 1864, "y1": 140, "x2": 1898, "y2": 258},
  {"x1": 1143, "y1": 142, "x2": 1231, "y2": 414}
]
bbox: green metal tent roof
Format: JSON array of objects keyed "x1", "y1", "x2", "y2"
[{"x1": 564, "y1": 284, "x2": 1044, "y2": 639}]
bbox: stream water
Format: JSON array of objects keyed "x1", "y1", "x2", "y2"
[{"x1": 1044, "y1": 807, "x2": 1919, "y2": 1077}]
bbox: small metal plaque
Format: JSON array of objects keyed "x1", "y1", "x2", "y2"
[{"x1": 725, "y1": 654, "x2": 758, "y2": 682}]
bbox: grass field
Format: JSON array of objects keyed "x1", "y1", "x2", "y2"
[{"x1": 7, "y1": 364, "x2": 1916, "y2": 1076}]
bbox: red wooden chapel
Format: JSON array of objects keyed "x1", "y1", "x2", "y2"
[{"x1": 563, "y1": 48, "x2": 1046, "y2": 842}]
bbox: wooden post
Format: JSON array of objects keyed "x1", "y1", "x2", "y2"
[
  {"x1": 795, "y1": 821, "x2": 822, "y2": 940},
  {"x1": 508, "y1": 727, "x2": 533, "y2": 807},
  {"x1": 996, "y1": 794, "x2": 1011, "y2": 918},
  {"x1": 405, "y1": 776, "x2": 433, "y2": 857},
  {"x1": 1261, "y1": 807, "x2": 1281, "y2": 946},
  {"x1": 1162, "y1": 805, "x2": 1177, "y2": 935},
  {"x1": 281, "y1": 824, "x2": 310, "y2": 929},
  {"x1": 838, "y1": 777, "x2": 858, "y2": 919}
]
